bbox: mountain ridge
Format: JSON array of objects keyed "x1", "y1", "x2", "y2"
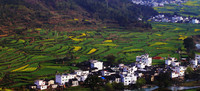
[{"x1": 0, "y1": 0, "x2": 158, "y2": 35}]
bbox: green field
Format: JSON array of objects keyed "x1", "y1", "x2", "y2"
[
  {"x1": 1, "y1": 22, "x2": 200, "y2": 88},
  {"x1": 154, "y1": 0, "x2": 200, "y2": 17}
]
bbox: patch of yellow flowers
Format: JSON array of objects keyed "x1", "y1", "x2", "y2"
[
  {"x1": 194, "y1": 29, "x2": 200, "y2": 32},
  {"x1": 11, "y1": 64, "x2": 29, "y2": 72},
  {"x1": 179, "y1": 35, "x2": 187, "y2": 40},
  {"x1": 104, "y1": 40, "x2": 113, "y2": 42},
  {"x1": 155, "y1": 34, "x2": 162, "y2": 36},
  {"x1": 87, "y1": 48, "x2": 97, "y2": 54},
  {"x1": 150, "y1": 42, "x2": 168, "y2": 46},
  {"x1": 123, "y1": 49, "x2": 143, "y2": 52},
  {"x1": 73, "y1": 46, "x2": 81, "y2": 51},
  {"x1": 22, "y1": 67, "x2": 37, "y2": 72}
]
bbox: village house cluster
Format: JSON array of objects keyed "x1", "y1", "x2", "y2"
[
  {"x1": 149, "y1": 14, "x2": 200, "y2": 24},
  {"x1": 30, "y1": 80, "x2": 58, "y2": 90},
  {"x1": 132, "y1": 0, "x2": 187, "y2": 7},
  {"x1": 31, "y1": 54, "x2": 200, "y2": 90}
]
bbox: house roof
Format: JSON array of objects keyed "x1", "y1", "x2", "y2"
[{"x1": 101, "y1": 77, "x2": 105, "y2": 80}]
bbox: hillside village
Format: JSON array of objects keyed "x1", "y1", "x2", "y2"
[
  {"x1": 30, "y1": 54, "x2": 200, "y2": 90},
  {"x1": 132, "y1": 0, "x2": 187, "y2": 7},
  {"x1": 149, "y1": 14, "x2": 200, "y2": 24}
]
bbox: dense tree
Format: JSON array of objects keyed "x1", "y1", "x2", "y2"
[
  {"x1": 183, "y1": 38, "x2": 196, "y2": 52},
  {"x1": 105, "y1": 54, "x2": 117, "y2": 65},
  {"x1": 154, "y1": 72, "x2": 172, "y2": 87},
  {"x1": 112, "y1": 82, "x2": 124, "y2": 90},
  {"x1": 188, "y1": 50, "x2": 195, "y2": 59},
  {"x1": 185, "y1": 66, "x2": 194, "y2": 74},
  {"x1": 105, "y1": 83, "x2": 114, "y2": 91},
  {"x1": 183, "y1": 38, "x2": 196, "y2": 60},
  {"x1": 84, "y1": 75, "x2": 104, "y2": 90},
  {"x1": 136, "y1": 78, "x2": 146, "y2": 88},
  {"x1": 185, "y1": 66, "x2": 194, "y2": 79},
  {"x1": 0, "y1": 72, "x2": 4, "y2": 80}
]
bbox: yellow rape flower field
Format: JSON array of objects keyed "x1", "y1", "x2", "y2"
[
  {"x1": 123, "y1": 49, "x2": 143, "y2": 52},
  {"x1": 179, "y1": 35, "x2": 187, "y2": 40},
  {"x1": 150, "y1": 42, "x2": 168, "y2": 46},
  {"x1": 71, "y1": 38, "x2": 83, "y2": 41},
  {"x1": 11, "y1": 64, "x2": 29, "y2": 72},
  {"x1": 87, "y1": 48, "x2": 97, "y2": 54},
  {"x1": 68, "y1": 36, "x2": 84, "y2": 41},
  {"x1": 81, "y1": 33, "x2": 86, "y2": 36},
  {"x1": 194, "y1": 29, "x2": 200, "y2": 32},
  {"x1": 78, "y1": 33, "x2": 87, "y2": 37},
  {"x1": 73, "y1": 46, "x2": 81, "y2": 51},
  {"x1": 68, "y1": 36, "x2": 74, "y2": 38},
  {"x1": 174, "y1": 28, "x2": 183, "y2": 31},
  {"x1": 21, "y1": 67, "x2": 37, "y2": 72},
  {"x1": 96, "y1": 43, "x2": 117, "y2": 46},
  {"x1": 19, "y1": 39, "x2": 25, "y2": 43},
  {"x1": 35, "y1": 28, "x2": 42, "y2": 31},
  {"x1": 155, "y1": 34, "x2": 162, "y2": 36},
  {"x1": 74, "y1": 18, "x2": 79, "y2": 21},
  {"x1": 104, "y1": 40, "x2": 113, "y2": 42}
]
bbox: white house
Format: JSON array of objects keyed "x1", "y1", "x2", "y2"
[
  {"x1": 101, "y1": 70, "x2": 109, "y2": 76},
  {"x1": 171, "y1": 66, "x2": 186, "y2": 78},
  {"x1": 101, "y1": 70, "x2": 116, "y2": 76},
  {"x1": 75, "y1": 76, "x2": 81, "y2": 81},
  {"x1": 178, "y1": 16, "x2": 183, "y2": 21},
  {"x1": 34, "y1": 80, "x2": 48, "y2": 90},
  {"x1": 165, "y1": 57, "x2": 176, "y2": 65},
  {"x1": 137, "y1": 62, "x2": 146, "y2": 69},
  {"x1": 69, "y1": 79, "x2": 79, "y2": 87},
  {"x1": 128, "y1": 66, "x2": 137, "y2": 74},
  {"x1": 121, "y1": 74, "x2": 137, "y2": 85},
  {"x1": 174, "y1": 66, "x2": 186, "y2": 76},
  {"x1": 195, "y1": 54, "x2": 200, "y2": 64},
  {"x1": 191, "y1": 59, "x2": 198, "y2": 68},
  {"x1": 82, "y1": 70, "x2": 90, "y2": 75},
  {"x1": 136, "y1": 54, "x2": 152, "y2": 67},
  {"x1": 56, "y1": 74, "x2": 67, "y2": 85},
  {"x1": 171, "y1": 61, "x2": 180, "y2": 67},
  {"x1": 34, "y1": 80, "x2": 46, "y2": 86},
  {"x1": 47, "y1": 80, "x2": 55, "y2": 86},
  {"x1": 90, "y1": 60, "x2": 103, "y2": 70},
  {"x1": 74, "y1": 70, "x2": 82, "y2": 76},
  {"x1": 171, "y1": 72, "x2": 179, "y2": 78},
  {"x1": 122, "y1": 66, "x2": 129, "y2": 72},
  {"x1": 80, "y1": 74, "x2": 88, "y2": 81},
  {"x1": 55, "y1": 74, "x2": 76, "y2": 85},
  {"x1": 51, "y1": 84, "x2": 58, "y2": 89},
  {"x1": 165, "y1": 59, "x2": 172, "y2": 65},
  {"x1": 192, "y1": 19, "x2": 199, "y2": 24}
]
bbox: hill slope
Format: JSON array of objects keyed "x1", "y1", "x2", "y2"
[{"x1": 0, "y1": 0, "x2": 157, "y2": 34}]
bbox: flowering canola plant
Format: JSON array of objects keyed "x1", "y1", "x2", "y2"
[
  {"x1": 11, "y1": 64, "x2": 29, "y2": 72},
  {"x1": 87, "y1": 48, "x2": 97, "y2": 54}
]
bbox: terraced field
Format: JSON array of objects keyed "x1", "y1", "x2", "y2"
[
  {"x1": 154, "y1": 0, "x2": 200, "y2": 17},
  {"x1": 1, "y1": 22, "x2": 200, "y2": 88}
]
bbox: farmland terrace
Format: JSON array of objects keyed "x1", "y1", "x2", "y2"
[
  {"x1": 154, "y1": 0, "x2": 200, "y2": 17},
  {"x1": 0, "y1": 22, "x2": 200, "y2": 89}
]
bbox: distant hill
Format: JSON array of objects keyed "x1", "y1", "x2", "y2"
[{"x1": 0, "y1": 0, "x2": 158, "y2": 34}]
